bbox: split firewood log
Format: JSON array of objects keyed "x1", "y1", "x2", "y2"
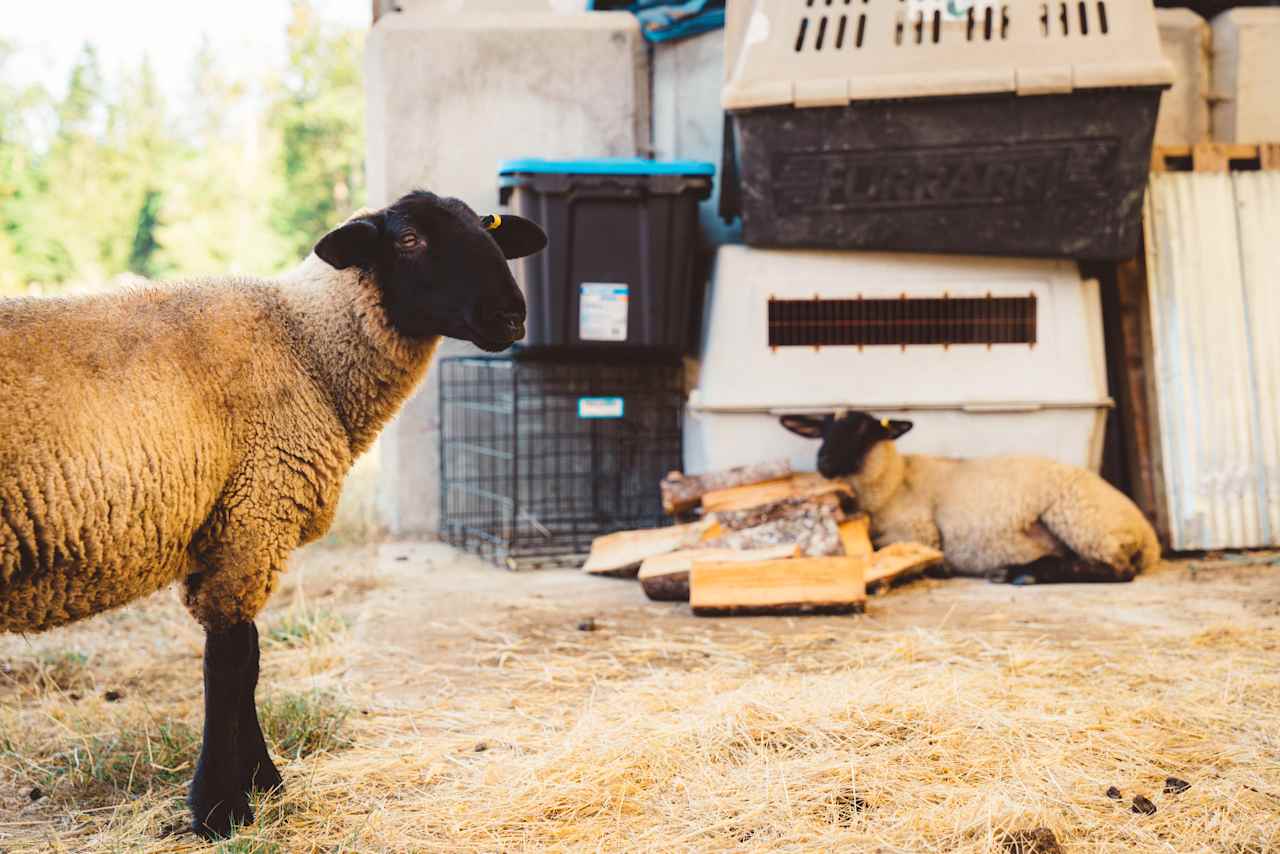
[
  {"x1": 714, "y1": 492, "x2": 845, "y2": 532},
  {"x1": 700, "y1": 472, "x2": 851, "y2": 515},
  {"x1": 637, "y1": 543, "x2": 801, "y2": 602},
  {"x1": 690, "y1": 557, "x2": 867, "y2": 617},
  {"x1": 581, "y1": 518, "x2": 717, "y2": 579},
  {"x1": 838, "y1": 515, "x2": 873, "y2": 559},
  {"x1": 660, "y1": 459, "x2": 792, "y2": 515},
  {"x1": 865, "y1": 542, "x2": 944, "y2": 593},
  {"x1": 702, "y1": 503, "x2": 843, "y2": 557}
]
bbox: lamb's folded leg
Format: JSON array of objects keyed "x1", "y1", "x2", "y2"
[
  {"x1": 990, "y1": 555, "x2": 1136, "y2": 585},
  {"x1": 189, "y1": 621, "x2": 257, "y2": 839},
  {"x1": 236, "y1": 622, "x2": 283, "y2": 794}
]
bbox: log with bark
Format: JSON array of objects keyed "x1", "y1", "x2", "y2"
[
  {"x1": 637, "y1": 544, "x2": 801, "y2": 602},
  {"x1": 702, "y1": 503, "x2": 844, "y2": 557},
  {"x1": 660, "y1": 459, "x2": 793, "y2": 515},
  {"x1": 690, "y1": 557, "x2": 867, "y2": 617},
  {"x1": 581, "y1": 518, "x2": 717, "y2": 578},
  {"x1": 714, "y1": 492, "x2": 845, "y2": 532},
  {"x1": 700, "y1": 472, "x2": 851, "y2": 515}
]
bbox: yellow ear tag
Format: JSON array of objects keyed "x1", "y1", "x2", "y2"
[
  {"x1": 880, "y1": 418, "x2": 891, "y2": 429},
  {"x1": 484, "y1": 214, "x2": 502, "y2": 231}
]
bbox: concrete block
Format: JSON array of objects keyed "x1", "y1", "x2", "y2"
[
  {"x1": 1155, "y1": 8, "x2": 1211, "y2": 147},
  {"x1": 365, "y1": 10, "x2": 649, "y2": 537},
  {"x1": 1212, "y1": 8, "x2": 1280, "y2": 143},
  {"x1": 652, "y1": 28, "x2": 741, "y2": 245}
]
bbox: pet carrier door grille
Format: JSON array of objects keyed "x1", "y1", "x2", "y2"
[{"x1": 767, "y1": 294, "x2": 1037, "y2": 348}]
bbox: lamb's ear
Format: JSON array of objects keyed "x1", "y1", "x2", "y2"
[
  {"x1": 482, "y1": 214, "x2": 547, "y2": 259},
  {"x1": 883, "y1": 419, "x2": 913, "y2": 440},
  {"x1": 779, "y1": 414, "x2": 827, "y2": 439},
  {"x1": 314, "y1": 217, "x2": 382, "y2": 270}
]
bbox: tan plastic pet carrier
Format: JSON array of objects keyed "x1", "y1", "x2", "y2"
[{"x1": 720, "y1": 0, "x2": 1174, "y2": 259}]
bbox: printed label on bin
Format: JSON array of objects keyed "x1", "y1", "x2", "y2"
[
  {"x1": 578, "y1": 397, "x2": 624, "y2": 419},
  {"x1": 579, "y1": 283, "x2": 629, "y2": 342}
]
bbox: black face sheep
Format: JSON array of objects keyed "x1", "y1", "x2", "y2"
[
  {"x1": 780, "y1": 412, "x2": 1162, "y2": 583},
  {"x1": 0, "y1": 191, "x2": 546, "y2": 838}
]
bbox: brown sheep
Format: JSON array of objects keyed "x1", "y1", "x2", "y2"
[
  {"x1": 781, "y1": 412, "x2": 1162, "y2": 583},
  {"x1": 0, "y1": 191, "x2": 546, "y2": 838}
]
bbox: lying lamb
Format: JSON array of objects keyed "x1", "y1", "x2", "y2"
[
  {"x1": 780, "y1": 412, "x2": 1161, "y2": 583},
  {"x1": 0, "y1": 191, "x2": 546, "y2": 838}
]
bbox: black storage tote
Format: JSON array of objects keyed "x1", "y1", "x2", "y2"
[{"x1": 498, "y1": 158, "x2": 714, "y2": 353}]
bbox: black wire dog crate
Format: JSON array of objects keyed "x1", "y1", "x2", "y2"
[{"x1": 439, "y1": 352, "x2": 684, "y2": 569}]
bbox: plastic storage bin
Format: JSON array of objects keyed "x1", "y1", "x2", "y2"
[
  {"x1": 685, "y1": 246, "x2": 1111, "y2": 474},
  {"x1": 439, "y1": 351, "x2": 684, "y2": 569},
  {"x1": 720, "y1": 0, "x2": 1174, "y2": 259},
  {"x1": 498, "y1": 158, "x2": 714, "y2": 353}
]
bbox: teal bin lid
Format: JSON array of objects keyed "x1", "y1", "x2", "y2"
[{"x1": 499, "y1": 157, "x2": 715, "y2": 177}]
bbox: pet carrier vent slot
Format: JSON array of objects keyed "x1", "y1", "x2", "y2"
[
  {"x1": 1040, "y1": 1, "x2": 1106, "y2": 37},
  {"x1": 964, "y1": 5, "x2": 1010, "y2": 40},
  {"x1": 767, "y1": 294, "x2": 1038, "y2": 348}
]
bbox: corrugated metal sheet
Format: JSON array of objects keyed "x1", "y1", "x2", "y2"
[
  {"x1": 1234, "y1": 172, "x2": 1280, "y2": 545},
  {"x1": 1145, "y1": 171, "x2": 1280, "y2": 550}
]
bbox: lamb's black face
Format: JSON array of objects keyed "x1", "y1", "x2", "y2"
[
  {"x1": 779, "y1": 411, "x2": 914, "y2": 478},
  {"x1": 312, "y1": 191, "x2": 546, "y2": 351}
]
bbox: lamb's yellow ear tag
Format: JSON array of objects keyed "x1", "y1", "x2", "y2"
[
  {"x1": 881, "y1": 418, "x2": 891, "y2": 429},
  {"x1": 482, "y1": 214, "x2": 502, "y2": 231}
]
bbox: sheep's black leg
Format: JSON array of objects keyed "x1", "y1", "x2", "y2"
[
  {"x1": 189, "y1": 621, "x2": 256, "y2": 839},
  {"x1": 991, "y1": 555, "x2": 1136, "y2": 585},
  {"x1": 236, "y1": 623, "x2": 283, "y2": 794}
]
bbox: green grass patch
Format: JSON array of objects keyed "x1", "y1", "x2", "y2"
[
  {"x1": 0, "y1": 691, "x2": 350, "y2": 807},
  {"x1": 10, "y1": 718, "x2": 201, "y2": 804},
  {"x1": 265, "y1": 609, "x2": 349, "y2": 649},
  {"x1": 260, "y1": 691, "x2": 351, "y2": 761}
]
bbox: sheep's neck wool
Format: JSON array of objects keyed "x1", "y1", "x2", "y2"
[
  {"x1": 277, "y1": 255, "x2": 440, "y2": 457},
  {"x1": 844, "y1": 441, "x2": 907, "y2": 514}
]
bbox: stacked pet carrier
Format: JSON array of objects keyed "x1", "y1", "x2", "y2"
[
  {"x1": 439, "y1": 159, "x2": 714, "y2": 568},
  {"x1": 685, "y1": 0, "x2": 1173, "y2": 474}
]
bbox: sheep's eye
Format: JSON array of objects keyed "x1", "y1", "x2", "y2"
[{"x1": 397, "y1": 232, "x2": 422, "y2": 250}]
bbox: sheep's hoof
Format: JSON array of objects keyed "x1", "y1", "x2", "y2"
[{"x1": 190, "y1": 793, "x2": 254, "y2": 840}]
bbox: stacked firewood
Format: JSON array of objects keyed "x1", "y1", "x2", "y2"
[{"x1": 581, "y1": 460, "x2": 944, "y2": 616}]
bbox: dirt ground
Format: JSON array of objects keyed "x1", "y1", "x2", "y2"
[{"x1": 2, "y1": 544, "x2": 1278, "y2": 853}]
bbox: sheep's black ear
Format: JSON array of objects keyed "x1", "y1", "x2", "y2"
[
  {"x1": 315, "y1": 218, "x2": 382, "y2": 270},
  {"x1": 779, "y1": 414, "x2": 828, "y2": 439},
  {"x1": 883, "y1": 419, "x2": 913, "y2": 440},
  {"x1": 483, "y1": 214, "x2": 547, "y2": 260}
]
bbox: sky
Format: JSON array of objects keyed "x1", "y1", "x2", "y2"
[{"x1": 1, "y1": 0, "x2": 368, "y2": 100}]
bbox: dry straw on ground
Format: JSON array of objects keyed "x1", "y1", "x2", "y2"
[{"x1": 1, "y1": 547, "x2": 1278, "y2": 853}]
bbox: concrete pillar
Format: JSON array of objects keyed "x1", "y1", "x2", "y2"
[
  {"x1": 1212, "y1": 8, "x2": 1280, "y2": 143},
  {"x1": 651, "y1": 28, "x2": 740, "y2": 246},
  {"x1": 1155, "y1": 8, "x2": 1211, "y2": 147},
  {"x1": 365, "y1": 9, "x2": 649, "y2": 537}
]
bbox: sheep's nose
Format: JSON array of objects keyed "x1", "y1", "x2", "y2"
[{"x1": 495, "y1": 310, "x2": 525, "y2": 340}]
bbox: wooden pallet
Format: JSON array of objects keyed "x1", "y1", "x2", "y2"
[{"x1": 1151, "y1": 143, "x2": 1280, "y2": 174}]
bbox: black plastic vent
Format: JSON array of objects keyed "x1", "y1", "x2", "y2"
[
  {"x1": 796, "y1": 0, "x2": 868, "y2": 52},
  {"x1": 1042, "y1": 1, "x2": 1109, "y2": 36},
  {"x1": 767, "y1": 294, "x2": 1038, "y2": 348},
  {"x1": 895, "y1": 3, "x2": 1010, "y2": 45}
]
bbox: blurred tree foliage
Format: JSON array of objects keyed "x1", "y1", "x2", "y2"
[{"x1": 0, "y1": 1, "x2": 364, "y2": 296}]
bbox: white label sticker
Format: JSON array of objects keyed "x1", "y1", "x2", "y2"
[
  {"x1": 579, "y1": 283, "x2": 629, "y2": 342},
  {"x1": 578, "y1": 397, "x2": 625, "y2": 419}
]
